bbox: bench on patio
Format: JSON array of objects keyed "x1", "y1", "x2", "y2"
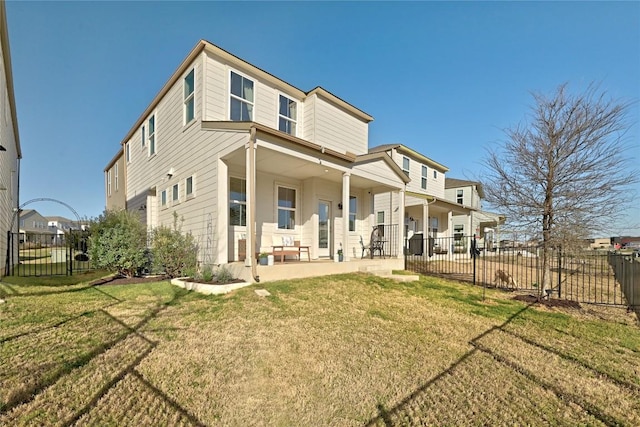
[{"x1": 272, "y1": 235, "x2": 310, "y2": 263}]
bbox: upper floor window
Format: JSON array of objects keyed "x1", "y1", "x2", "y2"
[
  {"x1": 277, "y1": 186, "x2": 296, "y2": 230},
  {"x1": 184, "y1": 69, "x2": 195, "y2": 124},
  {"x1": 402, "y1": 157, "x2": 410, "y2": 176},
  {"x1": 457, "y1": 189, "x2": 463, "y2": 204},
  {"x1": 148, "y1": 115, "x2": 156, "y2": 155},
  {"x1": 230, "y1": 177, "x2": 246, "y2": 226},
  {"x1": 161, "y1": 189, "x2": 167, "y2": 206},
  {"x1": 230, "y1": 71, "x2": 253, "y2": 121},
  {"x1": 349, "y1": 196, "x2": 357, "y2": 232},
  {"x1": 115, "y1": 163, "x2": 119, "y2": 191},
  {"x1": 141, "y1": 125, "x2": 145, "y2": 147},
  {"x1": 421, "y1": 166, "x2": 427, "y2": 190},
  {"x1": 107, "y1": 170, "x2": 112, "y2": 196},
  {"x1": 278, "y1": 95, "x2": 297, "y2": 135},
  {"x1": 433, "y1": 170, "x2": 437, "y2": 179},
  {"x1": 125, "y1": 143, "x2": 130, "y2": 163}
]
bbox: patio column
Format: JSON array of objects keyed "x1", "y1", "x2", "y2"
[
  {"x1": 447, "y1": 210, "x2": 453, "y2": 253},
  {"x1": 422, "y1": 201, "x2": 429, "y2": 238},
  {"x1": 216, "y1": 157, "x2": 228, "y2": 264},
  {"x1": 398, "y1": 188, "x2": 405, "y2": 258},
  {"x1": 245, "y1": 130, "x2": 256, "y2": 268},
  {"x1": 342, "y1": 172, "x2": 350, "y2": 261}
]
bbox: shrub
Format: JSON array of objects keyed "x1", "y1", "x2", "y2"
[
  {"x1": 151, "y1": 213, "x2": 198, "y2": 278},
  {"x1": 88, "y1": 210, "x2": 148, "y2": 278},
  {"x1": 216, "y1": 266, "x2": 234, "y2": 284}
]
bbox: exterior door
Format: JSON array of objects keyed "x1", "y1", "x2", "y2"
[{"x1": 318, "y1": 200, "x2": 331, "y2": 257}]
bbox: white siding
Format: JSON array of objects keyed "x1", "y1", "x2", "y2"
[
  {"x1": 392, "y1": 149, "x2": 446, "y2": 199},
  {"x1": 304, "y1": 94, "x2": 368, "y2": 155}
]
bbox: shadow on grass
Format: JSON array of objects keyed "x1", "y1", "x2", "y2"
[
  {"x1": 0, "y1": 286, "x2": 207, "y2": 426},
  {"x1": 365, "y1": 300, "x2": 635, "y2": 427}
]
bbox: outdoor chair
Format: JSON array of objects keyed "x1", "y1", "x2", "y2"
[
  {"x1": 359, "y1": 235, "x2": 370, "y2": 259},
  {"x1": 369, "y1": 226, "x2": 385, "y2": 259}
]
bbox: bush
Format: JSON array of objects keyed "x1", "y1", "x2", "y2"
[
  {"x1": 88, "y1": 210, "x2": 148, "y2": 278},
  {"x1": 151, "y1": 213, "x2": 198, "y2": 278}
]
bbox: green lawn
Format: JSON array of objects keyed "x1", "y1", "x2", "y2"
[{"x1": 0, "y1": 273, "x2": 638, "y2": 426}]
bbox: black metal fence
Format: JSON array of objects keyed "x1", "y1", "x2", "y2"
[
  {"x1": 405, "y1": 234, "x2": 638, "y2": 310},
  {"x1": 4, "y1": 231, "x2": 92, "y2": 277}
]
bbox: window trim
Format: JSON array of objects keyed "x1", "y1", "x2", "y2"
[
  {"x1": 402, "y1": 156, "x2": 410, "y2": 176},
  {"x1": 172, "y1": 183, "x2": 179, "y2": 203},
  {"x1": 186, "y1": 175, "x2": 195, "y2": 198},
  {"x1": 114, "y1": 163, "x2": 119, "y2": 191},
  {"x1": 184, "y1": 68, "x2": 195, "y2": 125},
  {"x1": 125, "y1": 143, "x2": 130, "y2": 163},
  {"x1": 148, "y1": 113, "x2": 156, "y2": 156},
  {"x1": 457, "y1": 189, "x2": 463, "y2": 204},
  {"x1": 107, "y1": 170, "x2": 112, "y2": 196},
  {"x1": 421, "y1": 165, "x2": 427, "y2": 190},
  {"x1": 229, "y1": 70, "x2": 254, "y2": 121},
  {"x1": 229, "y1": 176, "x2": 247, "y2": 227},
  {"x1": 161, "y1": 189, "x2": 167, "y2": 207},
  {"x1": 278, "y1": 94, "x2": 297, "y2": 136},
  {"x1": 349, "y1": 195, "x2": 357, "y2": 232},
  {"x1": 276, "y1": 184, "x2": 297, "y2": 230}
]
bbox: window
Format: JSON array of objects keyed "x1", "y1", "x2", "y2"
[
  {"x1": 433, "y1": 170, "x2": 437, "y2": 179},
  {"x1": 454, "y1": 224, "x2": 464, "y2": 240},
  {"x1": 148, "y1": 115, "x2": 155, "y2": 155},
  {"x1": 402, "y1": 157, "x2": 410, "y2": 176},
  {"x1": 141, "y1": 125, "x2": 145, "y2": 147},
  {"x1": 161, "y1": 189, "x2": 167, "y2": 206},
  {"x1": 376, "y1": 211, "x2": 385, "y2": 237},
  {"x1": 230, "y1": 177, "x2": 246, "y2": 226},
  {"x1": 421, "y1": 165, "x2": 427, "y2": 190},
  {"x1": 114, "y1": 163, "x2": 119, "y2": 191},
  {"x1": 457, "y1": 189, "x2": 463, "y2": 204},
  {"x1": 230, "y1": 71, "x2": 253, "y2": 121},
  {"x1": 107, "y1": 170, "x2": 112, "y2": 195},
  {"x1": 125, "y1": 143, "x2": 130, "y2": 163},
  {"x1": 349, "y1": 196, "x2": 357, "y2": 232},
  {"x1": 186, "y1": 176, "x2": 194, "y2": 197},
  {"x1": 184, "y1": 69, "x2": 195, "y2": 124},
  {"x1": 278, "y1": 95, "x2": 297, "y2": 135},
  {"x1": 277, "y1": 186, "x2": 296, "y2": 229},
  {"x1": 172, "y1": 184, "x2": 179, "y2": 202}
]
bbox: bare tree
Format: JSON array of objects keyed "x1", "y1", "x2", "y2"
[{"x1": 483, "y1": 83, "x2": 638, "y2": 295}]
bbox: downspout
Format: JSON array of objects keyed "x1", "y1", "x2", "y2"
[{"x1": 249, "y1": 127, "x2": 259, "y2": 282}]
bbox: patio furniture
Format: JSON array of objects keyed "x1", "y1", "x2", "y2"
[
  {"x1": 369, "y1": 226, "x2": 385, "y2": 259},
  {"x1": 359, "y1": 235, "x2": 371, "y2": 259},
  {"x1": 272, "y1": 235, "x2": 310, "y2": 263}
]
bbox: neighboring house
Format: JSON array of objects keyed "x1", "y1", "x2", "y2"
[
  {"x1": 0, "y1": 1, "x2": 21, "y2": 275},
  {"x1": 444, "y1": 178, "x2": 506, "y2": 251},
  {"x1": 19, "y1": 209, "x2": 55, "y2": 245},
  {"x1": 590, "y1": 238, "x2": 612, "y2": 250},
  {"x1": 47, "y1": 215, "x2": 85, "y2": 245},
  {"x1": 368, "y1": 144, "x2": 473, "y2": 254},
  {"x1": 105, "y1": 39, "x2": 409, "y2": 279}
]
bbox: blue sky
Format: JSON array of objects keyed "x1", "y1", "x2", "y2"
[{"x1": 5, "y1": 1, "x2": 640, "y2": 235}]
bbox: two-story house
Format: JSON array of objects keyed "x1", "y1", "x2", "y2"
[
  {"x1": 369, "y1": 144, "x2": 474, "y2": 255},
  {"x1": 105, "y1": 40, "x2": 409, "y2": 280},
  {"x1": 19, "y1": 209, "x2": 54, "y2": 245},
  {"x1": 0, "y1": 1, "x2": 21, "y2": 275},
  {"x1": 444, "y1": 178, "x2": 506, "y2": 251}
]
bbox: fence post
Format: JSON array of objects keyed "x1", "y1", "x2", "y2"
[{"x1": 557, "y1": 246, "x2": 562, "y2": 295}]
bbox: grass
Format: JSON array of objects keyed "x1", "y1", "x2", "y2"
[{"x1": 0, "y1": 272, "x2": 639, "y2": 426}]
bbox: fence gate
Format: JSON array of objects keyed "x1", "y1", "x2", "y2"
[
  {"x1": 404, "y1": 234, "x2": 638, "y2": 310},
  {"x1": 4, "y1": 231, "x2": 91, "y2": 277}
]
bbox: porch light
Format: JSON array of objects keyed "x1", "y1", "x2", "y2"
[
  {"x1": 0, "y1": 145, "x2": 6, "y2": 151},
  {"x1": 338, "y1": 203, "x2": 343, "y2": 210}
]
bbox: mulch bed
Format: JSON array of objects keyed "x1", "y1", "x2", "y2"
[
  {"x1": 89, "y1": 275, "x2": 170, "y2": 286},
  {"x1": 513, "y1": 294, "x2": 581, "y2": 309}
]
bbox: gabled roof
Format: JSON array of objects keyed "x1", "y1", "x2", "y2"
[
  {"x1": 445, "y1": 177, "x2": 485, "y2": 198},
  {"x1": 369, "y1": 144, "x2": 449, "y2": 173},
  {"x1": 115, "y1": 39, "x2": 373, "y2": 155}
]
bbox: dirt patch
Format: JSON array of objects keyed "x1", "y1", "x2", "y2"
[
  {"x1": 89, "y1": 275, "x2": 170, "y2": 286},
  {"x1": 513, "y1": 294, "x2": 581, "y2": 309}
]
